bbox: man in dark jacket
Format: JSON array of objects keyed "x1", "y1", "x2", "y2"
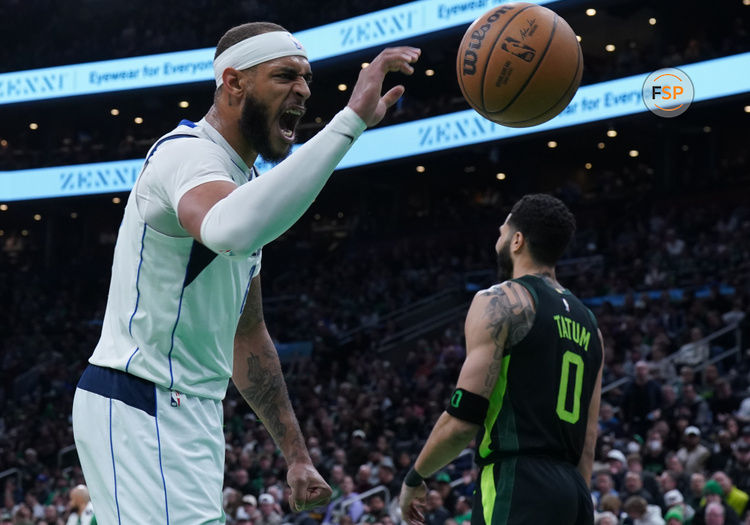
[{"x1": 621, "y1": 361, "x2": 662, "y2": 439}]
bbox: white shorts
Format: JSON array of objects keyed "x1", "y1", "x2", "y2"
[{"x1": 72, "y1": 364, "x2": 226, "y2": 524}]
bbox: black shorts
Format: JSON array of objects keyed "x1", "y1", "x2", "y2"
[{"x1": 472, "y1": 456, "x2": 593, "y2": 525}]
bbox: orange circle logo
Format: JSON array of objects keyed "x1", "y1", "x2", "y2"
[{"x1": 642, "y1": 68, "x2": 694, "y2": 118}]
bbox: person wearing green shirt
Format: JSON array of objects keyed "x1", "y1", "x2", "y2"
[
  {"x1": 712, "y1": 471, "x2": 749, "y2": 518},
  {"x1": 453, "y1": 496, "x2": 472, "y2": 524}
]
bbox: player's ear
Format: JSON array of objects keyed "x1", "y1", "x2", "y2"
[
  {"x1": 221, "y1": 68, "x2": 247, "y2": 99},
  {"x1": 511, "y1": 230, "x2": 524, "y2": 253}
]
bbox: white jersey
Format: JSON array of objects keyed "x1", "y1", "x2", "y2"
[
  {"x1": 65, "y1": 502, "x2": 96, "y2": 525},
  {"x1": 89, "y1": 118, "x2": 262, "y2": 400}
]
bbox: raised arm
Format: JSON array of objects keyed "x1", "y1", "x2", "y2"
[
  {"x1": 232, "y1": 276, "x2": 330, "y2": 511},
  {"x1": 177, "y1": 47, "x2": 420, "y2": 257}
]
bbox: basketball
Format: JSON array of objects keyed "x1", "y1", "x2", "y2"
[{"x1": 456, "y1": 2, "x2": 583, "y2": 127}]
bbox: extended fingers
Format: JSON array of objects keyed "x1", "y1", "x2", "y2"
[
  {"x1": 381, "y1": 85, "x2": 406, "y2": 108},
  {"x1": 375, "y1": 47, "x2": 421, "y2": 74}
]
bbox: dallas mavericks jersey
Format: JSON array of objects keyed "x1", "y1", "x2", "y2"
[
  {"x1": 89, "y1": 119, "x2": 262, "y2": 400},
  {"x1": 475, "y1": 275, "x2": 602, "y2": 466}
]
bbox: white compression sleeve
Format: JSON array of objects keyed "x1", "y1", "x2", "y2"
[{"x1": 199, "y1": 106, "x2": 366, "y2": 258}]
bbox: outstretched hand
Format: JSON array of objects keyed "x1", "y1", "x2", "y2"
[
  {"x1": 287, "y1": 462, "x2": 333, "y2": 512},
  {"x1": 399, "y1": 480, "x2": 428, "y2": 525},
  {"x1": 347, "y1": 46, "x2": 421, "y2": 127}
]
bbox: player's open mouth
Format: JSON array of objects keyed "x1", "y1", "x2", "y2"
[{"x1": 278, "y1": 107, "x2": 304, "y2": 143}]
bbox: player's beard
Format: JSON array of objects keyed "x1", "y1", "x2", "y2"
[
  {"x1": 239, "y1": 94, "x2": 291, "y2": 163},
  {"x1": 496, "y1": 238, "x2": 513, "y2": 281}
]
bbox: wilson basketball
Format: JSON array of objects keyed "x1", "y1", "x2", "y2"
[{"x1": 456, "y1": 2, "x2": 583, "y2": 127}]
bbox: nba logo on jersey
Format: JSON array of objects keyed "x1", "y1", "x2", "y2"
[{"x1": 562, "y1": 298, "x2": 570, "y2": 312}]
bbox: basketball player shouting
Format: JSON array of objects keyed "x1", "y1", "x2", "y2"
[
  {"x1": 71, "y1": 21, "x2": 420, "y2": 524},
  {"x1": 400, "y1": 195, "x2": 603, "y2": 525}
]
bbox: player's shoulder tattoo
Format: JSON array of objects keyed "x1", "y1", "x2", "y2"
[{"x1": 478, "y1": 280, "x2": 536, "y2": 348}]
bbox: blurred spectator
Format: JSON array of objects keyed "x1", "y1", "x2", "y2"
[
  {"x1": 661, "y1": 385, "x2": 681, "y2": 427},
  {"x1": 432, "y1": 473, "x2": 456, "y2": 515},
  {"x1": 708, "y1": 430, "x2": 736, "y2": 473},
  {"x1": 376, "y1": 457, "x2": 400, "y2": 497},
  {"x1": 360, "y1": 494, "x2": 388, "y2": 524},
  {"x1": 424, "y1": 490, "x2": 450, "y2": 525},
  {"x1": 711, "y1": 472, "x2": 749, "y2": 518},
  {"x1": 608, "y1": 449, "x2": 629, "y2": 491},
  {"x1": 223, "y1": 488, "x2": 242, "y2": 522},
  {"x1": 627, "y1": 454, "x2": 661, "y2": 502},
  {"x1": 643, "y1": 431, "x2": 668, "y2": 473},
  {"x1": 600, "y1": 493, "x2": 623, "y2": 518},
  {"x1": 323, "y1": 476, "x2": 363, "y2": 525},
  {"x1": 622, "y1": 361, "x2": 663, "y2": 439},
  {"x1": 65, "y1": 485, "x2": 95, "y2": 525},
  {"x1": 453, "y1": 496, "x2": 472, "y2": 524},
  {"x1": 355, "y1": 465, "x2": 374, "y2": 494},
  {"x1": 622, "y1": 470, "x2": 658, "y2": 505},
  {"x1": 593, "y1": 471, "x2": 619, "y2": 511},
  {"x1": 596, "y1": 511, "x2": 620, "y2": 525},
  {"x1": 235, "y1": 506, "x2": 253, "y2": 525},
  {"x1": 688, "y1": 473, "x2": 708, "y2": 510},
  {"x1": 664, "y1": 506, "x2": 685, "y2": 525},
  {"x1": 623, "y1": 495, "x2": 665, "y2": 525},
  {"x1": 728, "y1": 441, "x2": 750, "y2": 494},
  {"x1": 705, "y1": 502, "x2": 726, "y2": 525},
  {"x1": 257, "y1": 493, "x2": 282, "y2": 525},
  {"x1": 712, "y1": 381, "x2": 742, "y2": 424},
  {"x1": 663, "y1": 489, "x2": 695, "y2": 524},
  {"x1": 349, "y1": 430, "x2": 370, "y2": 475},
  {"x1": 600, "y1": 402, "x2": 623, "y2": 437},
  {"x1": 680, "y1": 385, "x2": 714, "y2": 434},
  {"x1": 43, "y1": 504, "x2": 64, "y2": 525},
  {"x1": 694, "y1": 480, "x2": 741, "y2": 525},
  {"x1": 239, "y1": 494, "x2": 260, "y2": 523},
  {"x1": 677, "y1": 426, "x2": 711, "y2": 476},
  {"x1": 665, "y1": 230, "x2": 686, "y2": 258},
  {"x1": 328, "y1": 465, "x2": 346, "y2": 501}
]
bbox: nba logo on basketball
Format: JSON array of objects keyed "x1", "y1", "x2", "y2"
[
  {"x1": 501, "y1": 36, "x2": 536, "y2": 62},
  {"x1": 456, "y1": 3, "x2": 583, "y2": 127}
]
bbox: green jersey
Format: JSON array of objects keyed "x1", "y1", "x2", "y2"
[{"x1": 475, "y1": 275, "x2": 602, "y2": 467}]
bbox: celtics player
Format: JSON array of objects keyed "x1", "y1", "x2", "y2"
[{"x1": 399, "y1": 194, "x2": 603, "y2": 525}]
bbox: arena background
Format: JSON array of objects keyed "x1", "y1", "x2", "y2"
[{"x1": 1, "y1": 1, "x2": 749, "y2": 524}]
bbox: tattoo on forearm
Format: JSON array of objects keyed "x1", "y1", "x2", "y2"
[
  {"x1": 239, "y1": 340, "x2": 307, "y2": 463},
  {"x1": 478, "y1": 283, "x2": 535, "y2": 395},
  {"x1": 241, "y1": 344, "x2": 287, "y2": 441}
]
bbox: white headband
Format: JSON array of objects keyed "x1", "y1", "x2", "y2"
[{"x1": 213, "y1": 31, "x2": 308, "y2": 87}]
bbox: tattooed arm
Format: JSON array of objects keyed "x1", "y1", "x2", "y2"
[
  {"x1": 400, "y1": 281, "x2": 535, "y2": 523},
  {"x1": 406, "y1": 281, "x2": 536, "y2": 477},
  {"x1": 233, "y1": 276, "x2": 332, "y2": 511}
]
